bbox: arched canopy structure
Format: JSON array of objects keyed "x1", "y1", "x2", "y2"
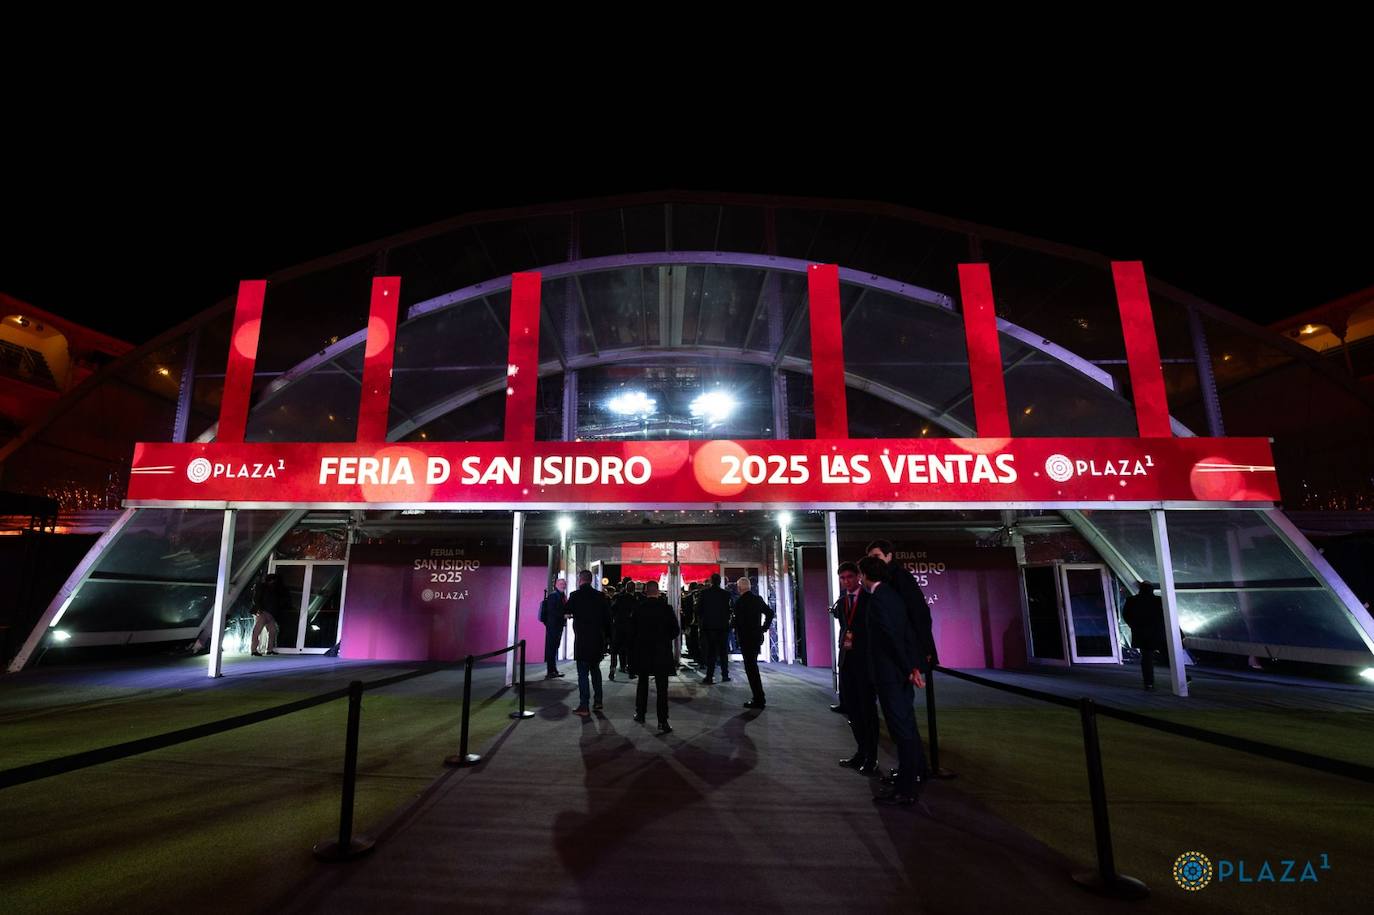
[{"x1": 6, "y1": 193, "x2": 1374, "y2": 673}]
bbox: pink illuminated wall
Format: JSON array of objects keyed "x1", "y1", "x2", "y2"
[
  {"x1": 341, "y1": 541, "x2": 552, "y2": 662},
  {"x1": 801, "y1": 545, "x2": 1026, "y2": 669}
]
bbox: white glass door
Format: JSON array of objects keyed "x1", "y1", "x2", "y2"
[{"x1": 1060, "y1": 564, "x2": 1122, "y2": 664}]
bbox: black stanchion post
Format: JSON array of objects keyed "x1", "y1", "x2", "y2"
[
  {"x1": 924, "y1": 669, "x2": 956, "y2": 779},
  {"x1": 1071, "y1": 697, "x2": 1148, "y2": 899},
  {"x1": 313, "y1": 680, "x2": 376, "y2": 861},
  {"x1": 511, "y1": 639, "x2": 534, "y2": 720},
  {"x1": 446, "y1": 656, "x2": 481, "y2": 767}
]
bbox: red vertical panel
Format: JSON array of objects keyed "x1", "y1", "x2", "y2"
[
  {"x1": 356, "y1": 276, "x2": 402, "y2": 442},
  {"x1": 956, "y1": 263, "x2": 1011, "y2": 438},
  {"x1": 1112, "y1": 261, "x2": 1173, "y2": 438},
  {"x1": 807, "y1": 264, "x2": 849, "y2": 439},
  {"x1": 505, "y1": 272, "x2": 542, "y2": 442},
  {"x1": 217, "y1": 280, "x2": 266, "y2": 444}
]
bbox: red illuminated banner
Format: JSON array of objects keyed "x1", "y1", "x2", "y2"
[{"x1": 127, "y1": 437, "x2": 1279, "y2": 509}]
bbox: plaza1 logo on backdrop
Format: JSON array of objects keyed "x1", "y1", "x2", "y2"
[
  {"x1": 1173, "y1": 851, "x2": 1331, "y2": 891},
  {"x1": 1043, "y1": 453, "x2": 1155, "y2": 483}
]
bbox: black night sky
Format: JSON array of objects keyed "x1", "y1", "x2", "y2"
[{"x1": 5, "y1": 125, "x2": 1371, "y2": 346}]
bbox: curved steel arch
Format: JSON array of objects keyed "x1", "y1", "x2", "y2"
[{"x1": 195, "y1": 251, "x2": 1136, "y2": 444}]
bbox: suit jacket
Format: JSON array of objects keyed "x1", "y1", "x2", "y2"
[
  {"x1": 538, "y1": 588, "x2": 566, "y2": 627},
  {"x1": 565, "y1": 585, "x2": 611, "y2": 661},
  {"x1": 610, "y1": 592, "x2": 637, "y2": 639},
  {"x1": 865, "y1": 581, "x2": 922, "y2": 685},
  {"x1": 732, "y1": 591, "x2": 774, "y2": 650},
  {"x1": 696, "y1": 585, "x2": 732, "y2": 629},
  {"x1": 1122, "y1": 590, "x2": 1166, "y2": 650},
  {"x1": 630, "y1": 596, "x2": 681, "y2": 674},
  {"x1": 831, "y1": 588, "x2": 869, "y2": 668},
  {"x1": 887, "y1": 559, "x2": 938, "y2": 668}
]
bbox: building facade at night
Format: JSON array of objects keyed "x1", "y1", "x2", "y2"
[{"x1": 4, "y1": 192, "x2": 1373, "y2": 683}]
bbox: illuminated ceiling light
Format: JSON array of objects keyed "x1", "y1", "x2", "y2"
[
  {"x1": 690, "y1": 390, "x2": 737, "y2": 424},
  {"x1": 419, "y1": 431, "x2": 428, "y2": 439},
  {"x1": 51, "y1": 629, "x2": 71, "y2": 642},
  {"x1": 1075, "y1": 317, "x2": 1089, "y2": 329},
  {"x1": 1023, "y1": 406, "x2": 1034, "y2": 416},
  {"x1": 310, "y1": 624, "x2": 321, "y2": 631},
  {"x1": 156, "y1": 367, "x2": 171, "y2": 377},
  {"x1": 1300, "y1": 324, "x2": 1319, "y2": 335},
  {"x1": 1222, "y1": 353, "x2": 1233, "y2": 362},
  {"x1": 557, "y1": 516, "x2": 573, "y2": 536},
  {"x1": 328, "y1": 414, "x2": 336, "y2": 422},
  {"x1": 1360, "y1": 668, "x2": 1374, "y2": 683},
  {"x1": 920, "y1": 425, "x2": 930, "y2": 435},
  {"x1": 607, "y1": 390, "x2": 657, "y2": 415},
  {"x1": 778, "y1": 511, "x2": 793, "y2": 527}
]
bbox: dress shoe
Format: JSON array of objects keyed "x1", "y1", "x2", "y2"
[
  {"x1": 856, "y1": 761, "x2": 881, "y2": 777},
  {"x1": 702, "y1": 677, "x2": 715, "y2": 685},
  {"x1": 839, "y1": 755, "x2": 865, "y2": 769},
  {"x1": 829, "y1": 704, "x2": 845, "y2": 714},
  {"x1": 658, "y1": 722, "x2": 673, "y2": 734},
  {"x1": 721, "y1": 675, "x2": 732, "y2": 682},
  {"x1": 251, "y1": 651, "x2": 263, "y2": 657},
  {"x1": 266, "y1": 650, "x2": 278, "y2": 655},
  {"x1": 632, "y1": 713, "x2": 646, "y2": 723},
  {"x1": 592, "y1": 701, "x2": 604, "y2": 711},
  {"x1": 744, "y1": 699, "x2": 765, "y2": 709},
  {"x1": 573, "y1": 706, "x2": 590, "y2": 717},
  {"x1": 608, "y1": 673, "x2": 616, "y2": 681}
]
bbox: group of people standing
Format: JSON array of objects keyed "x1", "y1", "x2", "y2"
[
  {"x1": 537, "y1": 571, "x2": 776, "y2": 731},
  {"x1": 831, "y1": 540, "x2": 938, "y2": 808}
]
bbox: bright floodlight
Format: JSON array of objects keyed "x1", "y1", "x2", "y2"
[
  {"x1": 690, "y1": 390, "x2": 737, "y2": 424},
  {"x1": 778, "y1": 511, "x2": 794, "y2": 527},
  {"x1": 1361, "y1": 668, "x2": 1374, "y2": 683},
  {"x1": 51, "y1": 629, "x2": 71, "y2": 642},
  {"x1": 557, "y1": 516, "x2": 573, "y2": 535},
  {"x1": 607, "y1": 390, "x2": 657, "y2": 415}
]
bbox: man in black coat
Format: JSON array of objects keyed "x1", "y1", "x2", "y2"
[
  {"x1": 859, "y1": 555, "x2": 928, "y2": 807},
  {"x1": 867, "y1": 540, "x2": 937, "y2": 672},
  {"x1": 696, "y1": 572, "x2": 733, "y2": 684},
  {"x1": 565, "y1": 571, "x2": 611, "y2": 715},
  {"x1": 732, "y1": 576, "x2": 775, "y2": 709},
  {"x1": 833, "y1": 561, "x2": 880, "y2": 775},
  {"x1": 538, "y1": 575, "x2": 568, "y2": 679},
  {"x1": 1122, "y1": 580, "x2": 1183, "y2": 691},
  {"x1": 609, "y1": 581, "x2": 638, "y2": 679},
  {"x1": 631, "y1": 580, "x2": 680, "y2": 733}
]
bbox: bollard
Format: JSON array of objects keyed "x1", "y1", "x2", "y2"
[
  {"x1": 511, "y1": 639, "x2": 535, "y2": 720},
  {"x1": 445, "y1": 656, "x2": 482, "y2": 767},
  {"x1": 313, "y1": 680, "x2": 376, "y2": 860},
  {"x1": 1071, "y1": 698, "x2": 1148, "y2": 899},
  {"x1": 924, "y1": 669, "x2": 956, "y2": 779}
]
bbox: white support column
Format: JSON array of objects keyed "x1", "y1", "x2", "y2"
[
  {"x1": 506, "y1": 511, "x2": 525, "y2": 686},
  {"x1": 825, "y1": 511, "x2": 841, "y2": 691},
  {"x1": 1149, "y1": 508, "x2": 1189, "y2": 697},
  {"x1": 208, "y1": 509, "x2": 238, "y2": 679},
  {"x1": 333, "y1": 511, "x2": 361, "y2": 654},
  {"x1": 779, "y1": 527, "x2": 795, "y2": 663}
]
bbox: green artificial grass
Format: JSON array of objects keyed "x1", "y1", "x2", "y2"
[
  {"x1": 0, "y1": 684, "x2": 522, "y2": 915},
  {"x1": 931, "y1": 707, "x2": 1374, "y2": 913}
]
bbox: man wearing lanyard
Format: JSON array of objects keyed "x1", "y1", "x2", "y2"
[{"x1": 833, "y1": 561, "x2": 879, "y2": 776}]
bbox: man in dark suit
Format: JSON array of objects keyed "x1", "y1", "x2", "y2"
[
  {"x1": 538, "y1": 575, "x2": 568, "y2": 679},
  {"x1": 1121, "y1": 580, "x2": 1189, "y2": 691},
  {"x1": 631, "y1": 580, "x2": 680, "y2": 733},
  {"x1": 696, "y1": 572, "x2": 733, "y2": 684},
  {"x1": 732, "y1": 576, "x2": 774, "y2": 709},
  {"x1": 609, "y1": 580, "x2": 638, "y2": 680},
  {"x1": 833, "y1": 561, "x2": 880, "y2": 775},
  {"x1": 859, "y1": 555, "x2": 928, "y2": 807},
  {"x1": 565, "y1": 570, "x2": 611, "y2": 716},
  {"x1": 867, "y1": 539, "x2": 937, "y2": 672}
]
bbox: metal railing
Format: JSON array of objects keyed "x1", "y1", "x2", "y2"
[
  {"x1": 923, "y1": 666, "x2": 1374, "y2": 901},
  {"x1": 0, "y1": 640, "x2": 536, "y2": 865}
]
